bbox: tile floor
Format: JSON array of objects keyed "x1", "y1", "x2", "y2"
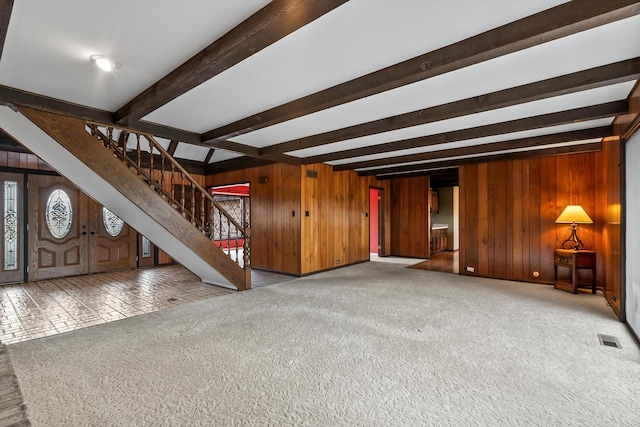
[{"x1": 0, "y1": 266, "x2": 296, "y2": 345}]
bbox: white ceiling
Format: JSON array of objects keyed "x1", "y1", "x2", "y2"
[{"x1": 1, "y1": 0, "x2": 638, "y2": 174}]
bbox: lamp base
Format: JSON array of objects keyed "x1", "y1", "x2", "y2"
[{"x1": 560, "y1": 223, "x2": 583, "y2": 251}]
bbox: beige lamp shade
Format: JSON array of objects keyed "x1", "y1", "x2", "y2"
[{"x1": 555, "y1": 205, "x2": 593, "y2": 224}]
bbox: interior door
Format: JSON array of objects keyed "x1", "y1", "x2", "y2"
[
  {"x1": 0, "y1": 172, "x2": 24, "y2": 284},
  {"x1": 28, "y1": 175, "x2": 89, "y2": 281},
  {"x1": 89, "y1": 202, "x2": 136, "y2": 273}
]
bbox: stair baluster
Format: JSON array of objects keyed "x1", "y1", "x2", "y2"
[{"x1": 86, "y1": 123, "x2": 251, "y2": 289}]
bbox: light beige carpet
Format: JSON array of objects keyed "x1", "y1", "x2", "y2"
[{"x1": 8, "y1": 262, "x2": 640, "y2": 426}]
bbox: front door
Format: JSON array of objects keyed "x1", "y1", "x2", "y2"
[
  {"x1": 28, "y1": 175, "x2": 89, "y2": 280},
  {"x1": 28, "y1": 175, "x2": 136, "y2": 281},
  {"x1": 90, "y1": 203, "x2": 137, "y2": 273}
]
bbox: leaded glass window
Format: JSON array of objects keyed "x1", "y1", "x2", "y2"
[
  {"x1": 102, "y1": 207, "x2": 124, "y2": 237},
  {"x1": 4, "y1": 181, "x2": 18, "y2": 271},
  {"x1": 142, "y1": 236, "x2": 151, "y2": 258},
  {"x1": 46, "y1": 189, "x2": 73, "y2": 239}
]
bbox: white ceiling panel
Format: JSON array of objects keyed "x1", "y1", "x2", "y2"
[
  {"x1": 208, "y1": 150, "x2": 243, "y2": 164},
  {"x1": 173, "y1": 144, "x2": 210, "y2": 162},
  {"x1": 0, "y1": 0, "x2": 269, "y2": 111}
]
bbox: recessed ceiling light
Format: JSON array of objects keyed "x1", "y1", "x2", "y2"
[{"x1": 90, "y1": 54, "x2": 118, "y2": 72}]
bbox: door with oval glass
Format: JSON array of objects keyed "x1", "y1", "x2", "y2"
[{"x1": 28, "y1": 175, "x2": 136, "y2": 281}]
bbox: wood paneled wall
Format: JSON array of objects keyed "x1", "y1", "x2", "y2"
[
  {"x1": 459, "y1": 154, "x2": 597, "y2": 283},
  {"x1": 300, "y1": 164, "x2": 391, "y2": 275},
  {"x1": 0, "y1": 150, "x2": 54, "y2": 171},
  {"x1": 390, "y1": 177, "x2": 430, "y2": 258},
  {"x1": 595, "y1": 137, "x2": 622, "y2": 315},
  {"x1": 206, "y1": 163, "x2": 302, "y2": 275}
]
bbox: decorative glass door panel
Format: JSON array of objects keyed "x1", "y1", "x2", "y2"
[
  {"x1": 137, "y1": 234, "x2": 156, "y2": 268},
  {"x1": 0, "y1": 172, "x2": 23, "y2": 284},
  {"x1": 28, "y1": 175, "x2": 89, "y2": 281},
  {"x1": 28, "y1": 175, "x2": 136, "y2": 280}
]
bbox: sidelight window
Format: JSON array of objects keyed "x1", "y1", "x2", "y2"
[
  {"x1": 141, "y1": 236, "x2": 151, "y2": 258},
  {"x1": 102, "y1": 207, "x2": 124, "y2": 237},
  {"x1": 46, "y1": 189, "x2": 73, "y2": 239},
  {"x1": 4, "y1": 181, "x2": 18, "y2": 270}
]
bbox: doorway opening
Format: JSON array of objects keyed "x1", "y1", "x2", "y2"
[
  {"x1": 369, "y1": 187, "x2": 385, "y2": 258},
  {"x1": 209, "y1": 183, "x2": 250, "y2": 266}
]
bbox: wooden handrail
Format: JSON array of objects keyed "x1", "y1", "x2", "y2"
[{"x1": 142, "y1": 135, "x2": 246, "y2": 232}]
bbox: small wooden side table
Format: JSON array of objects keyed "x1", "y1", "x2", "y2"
[{"x1": 553, "y1": 249, "x2": 596, "y2": 294}]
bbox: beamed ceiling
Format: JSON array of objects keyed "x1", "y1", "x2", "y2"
[{"x1": 0, "y1": 0, "x2": 639, "y2": 184}]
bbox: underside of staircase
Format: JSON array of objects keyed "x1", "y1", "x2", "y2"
[{"x1": 0, "y1": 105, "x2": 250, "y2": 290}]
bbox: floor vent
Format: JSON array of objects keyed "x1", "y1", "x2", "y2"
[{"x1": 598, "y1": 334, "x2": 621, "y2": 349}]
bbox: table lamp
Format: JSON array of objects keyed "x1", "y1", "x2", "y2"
[{"x1": 555, "y1": 205, "x2": 593, "y2": 250}]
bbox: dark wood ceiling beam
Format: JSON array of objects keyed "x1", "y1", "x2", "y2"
[
  {"x1": 167, "y1": 140, "x2": 179, "y2": 155},
  {"x1": 204, "y1": 148, "x2": 215, "y2": 164},
  {"x1": 372, "y1": 142, "x2": 602, "y2": 180},
  {"x1": 354, "y1": 127, "x2": 611, "y2": 175},
  {"x1": 203, "y1": 0, "x2": 640, "y2": 142},
  {"x1": 1, "y1": 85, "x2": 113, "y2": 123},
  {"x1": 0, "y1": 85, "x2": 297, "y2": 163},
  {"x1": 269, "y1": 58, "x2": 640, "y2": 156},
  {"x1": 304, "y1": 100, "x2": 626, "y2": 165},
  {"x1": 205, "y1": 156, "x2": 275, "y2": 175},
  {"x1": 114, "y1": 0, "x2": 348, "y2": 125},
  {"x1": 0, "y1": 0, "x2": 14, "y2": 61},
  {"x1": 208, "y1": 140, "x2": 300, "y2": 165},
  {"x1": 0, "y1": 85, "x2": 204, "y2": 143}
]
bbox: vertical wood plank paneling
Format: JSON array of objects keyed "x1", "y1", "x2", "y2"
[
  {"x1": 7, "y1": 152, "x2": 19, "y2": 168},
  {"x1": 521, "y1": 160, "x2": 531, "y2": 280},
  {"x1": 599, "y1": 139, "x2": 621, "y2": 314},
  {"x1": 511, "y1": 160, "x2": 523, "y2": 279},
  {"x1": 538, "y1": 157, "x2": 557, "y2": 282},
  {"x1": 299, "y1": 163, "x2": 391, "y2": 274},
  {"x1": 492, "y1": 162, "x2": 508, "y2": 277},
  {"x1": 207, "y1": 163, "x2": 302, "y2": 275},
  {"x1": 528, "y1": 158, "x2": 541, "y2": 280},
  {"x1": 459, "y1": 151, "x2": 599, "y2": 284},
  {"x1": 477, "y1": 163, "x2": 488, "y2": 276}
]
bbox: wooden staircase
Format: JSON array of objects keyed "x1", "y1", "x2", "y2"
[{"x1": 0, "y1": 106, "x2": 250, "y2": 290}]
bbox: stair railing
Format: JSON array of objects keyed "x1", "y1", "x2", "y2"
[{"x1": 86, "y1": 123, "x2": 251, "y2": 287}]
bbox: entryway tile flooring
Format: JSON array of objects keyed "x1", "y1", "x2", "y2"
[{"x1": 0, "y1": 266, "x2": 295, "y2": 345}]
